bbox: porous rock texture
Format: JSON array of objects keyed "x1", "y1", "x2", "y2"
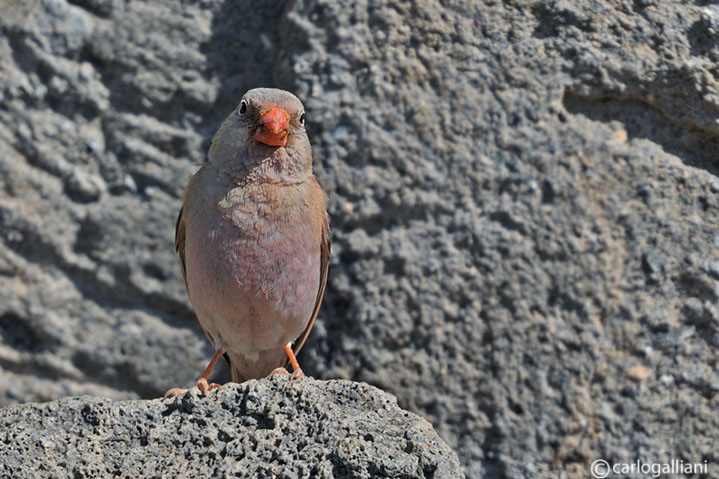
[
  {"x1": 0, "y1": 376, "x2": 463, "y2": 478},
  {"x1": 0, "y1": 1, "x2": 718, "y2": 478}
]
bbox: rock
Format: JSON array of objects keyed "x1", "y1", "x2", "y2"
[
  {"x1": 0, "y1": 377, "x2": 463, "y2": 479},
  {"x1": 626, "y1": 365, "x2": 652, "y2": 381},
  {"x1": 1, "y1": 0, "x2": 718, "y2": 478}
]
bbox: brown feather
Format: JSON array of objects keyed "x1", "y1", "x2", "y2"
[
  {"x1": 292, "y1": 209, "x2": 330, "y2": 356},
  {"x1": 175, "y1": 206, "x2": 188, "y2": 289},
  {"x1": 176, "y1": 203, "x2": 227, "y2": 364}
]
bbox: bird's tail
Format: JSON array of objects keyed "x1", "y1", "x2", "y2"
[
  {"x1": 230, "y1": 361, "x2": 245, "y2": 383},
  {"x1": 227, "y1": 350, "x2": 291, "y2": 383}
]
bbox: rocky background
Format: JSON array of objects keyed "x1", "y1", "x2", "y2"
[{"x1": 1, "y1": 0, "x2": 718, "y2": 477}]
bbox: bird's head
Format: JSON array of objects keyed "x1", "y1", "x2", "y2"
[{"x1": 208, "y1": 88, "x2": 312, "y2": 182}]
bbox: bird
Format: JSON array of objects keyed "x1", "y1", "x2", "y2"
[{"x1": 165, "y1": 88, "x2": 329, "y2": 396}]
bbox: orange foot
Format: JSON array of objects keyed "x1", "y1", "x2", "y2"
[
  {"x1": 270, "y1": 343, "x2": 306, "y2": 379},
  {"x1": 164, "y1": 377, "x2": 222, "y2": 398},
  {"x1": 163, "y1": 347, "x2": 225, "y2": 398}
]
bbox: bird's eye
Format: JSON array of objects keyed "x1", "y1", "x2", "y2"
[
  {"x1": 299, "y1": 112, "x2": 306, "y2": 126},
  {"x1": 238, "y1": 100, "x2": 248, "y2": 115}
]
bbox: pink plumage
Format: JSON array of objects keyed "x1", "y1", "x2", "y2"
[{"x1": 167, "y1": 88, "x2": 329, "y2": 396}]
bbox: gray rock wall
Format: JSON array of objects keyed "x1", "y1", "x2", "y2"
[{"x1": 1, "y1": 1, "x2": 718, "y2": 477}]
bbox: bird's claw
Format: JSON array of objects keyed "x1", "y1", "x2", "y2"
[
  {"x1": 195, "y1": 377, "x2": 221, "y2": 394},
  {"x1": 270, "y1": 366, "x2": 304, "y2": 380},
  {"x1": 163, "y1": 378, "x2": 220, "y2": 398},
  {"x1": 163, "y1": 387, "x2": 187, "y2": 398}
]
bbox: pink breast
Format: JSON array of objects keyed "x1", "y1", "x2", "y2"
[{"x1": 185, "y1": 214, "x2": 321, "y2": 354}]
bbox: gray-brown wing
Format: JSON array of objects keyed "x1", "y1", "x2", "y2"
[
  {"x1": 291, "y1": 211, "x2": 330, "y2": 356},
  {"x1": 175, "y1": 206, "x2": 188, "y2": 289},
  {"x1": 176, "y1": 205, "x2": 224, "y2": 358}
]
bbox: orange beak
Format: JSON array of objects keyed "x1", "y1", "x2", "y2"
[{"x1": 254, "y1": 107, "x2": 289, "y2": 147}]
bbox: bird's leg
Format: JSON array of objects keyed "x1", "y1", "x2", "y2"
[
  {"x1": 270, "y1": 342, "x2": 305, "y2": 379},
  {"x1": 284, "y1": 342, "x2": 305, "y2": 379},
  {"x1": 194, "y1": 346, "x2": 225, "y2": 393},
  {"x1": 164, "y1": 346, "x2": 225, "y2": 397}
]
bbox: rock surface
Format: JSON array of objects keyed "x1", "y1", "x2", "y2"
[
  {"x1": 0, "y1": 376, "x2": 462, "y2": 478},
  {"x1": 1, "y1": 0, "x2": 719, "y2": 478}
]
